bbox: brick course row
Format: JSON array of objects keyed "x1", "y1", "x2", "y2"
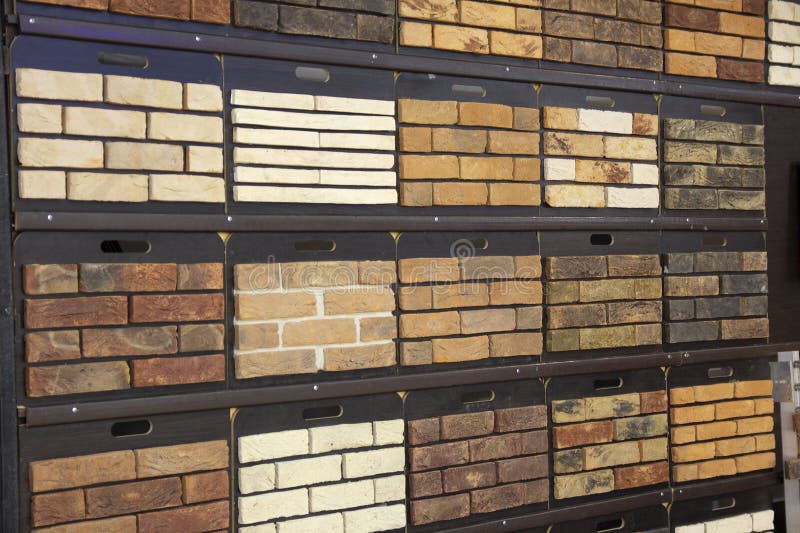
[{"x1": 25, "y1": 0, "x2": 231, "y2": 24}]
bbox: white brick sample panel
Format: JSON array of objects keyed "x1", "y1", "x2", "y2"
[{"x1": 769, "y1": 0, "x2": 800, "y2": 85}]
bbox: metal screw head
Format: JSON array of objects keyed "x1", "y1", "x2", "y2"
[
  {"x1": 371, "y1": 53, "x2": 378, "y2": 60},
  {"x1": 515, "y1": 368, "x2": 521, "y2": 374},
  {"x1": 71, "y1": 407, "x2": 78, "y2": 414},
  {"x1": 47, "y1": 214, "x2": 53, "y2": 221},
  {"x1": 505, "y1": 67, "x2": 510, "y2": 72},
  {"x1": 227, "y1": 216, "x2": 233, "y2": 222},
  {"x1": 502, "y1": 520, "x2": 508, "y2": 526},
  {"x1": 434, "y1": 216, "x2": 439, "y2": 222},
  {"x1": 195, "y1": 36, "x2": 201, "y2": 42},
  {"x1": 29, "y1": 17, "x2": 35, "y2": 23},
  {"x1": 313, "y1": 385, "x2": 319, "y2": 391}
]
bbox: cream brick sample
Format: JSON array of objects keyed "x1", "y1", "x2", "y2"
[
  {"x1": 236, "y1": 167, "x2": 319, "y2": 184},
  {"x1": 342, "y1": 447, "x2": 405, "y2": 478},
  {"x1": 105, "y1": 75, "x2": 183, "y2": 109},
  {"x1": 234, "y1": 148, "x2": 394, "y2": 169},
  {"x1": 276, "y1": 455, "x2": 342, "y2": 488},
  {"x1": 239, "y1": 430, "x2": 309, "y2": 463},
  {"x1": 607, "y1": 187, "x2": 660, "y2": 208},
  {"x1": 106, "y1": 142, "x2": 183, "y2": 172},
  {"x1": 149, "y1": 174, "x2": 225, "y2": 203},
  {"x1": 187, "y1": 146, "x2": 224, "y2": 174},
  {"x1": 64, "y1": 107, "x2": 146, "y2": 139},
  {"x1": 374, "y1": 474, "x2": 405, "y2": 503},
  {"x1": 309, "y1": 423, "x2": 373, "y2": 454},
  {"x1": 19, "y1": 170, "x2": 66, "y2": 199},
  {"x1": 705, "y1": 514, "x2": 752, "y2": 533},
  {"x1": 18, "y1": 138, "x2": 103, "y2": 168},
  {"x1": 185, "y1": 83, "x2": 223, "y2": 112},
  {"x1": 320, "y1": 171, "x2": 397, "y2": 187},
  {"x1": 148, "y1": 113, "x2": 224, "y2": 143},
  {"x1": 343, "y1": 504, "x2": 406, "y2": 533},
  {"x1": 17, "y1": 68, "x2": 102, "y2": 102},
  {"x1": 373, "y1": 419, "x2": 405, "y2": 445},
  {"x1": 578, "y1": 109, "x2": 633, "y2": 134},
  {"x1": 239, "y1": 463, "x2": 276, "y2": 494},
  {"x1": 17, "y1": 103, "x2": 62, "y2": 133},
  {"x1": 232, "y1": 89, "x2": 315, "y2": 110},
  {"x1": 632, "y1": 164, "x2": 659, "y2": 185},
  {"x1": 751, "y1": 509, "x2": 775, "y2": 531},
  {"x1": 238, "y1": 488, "x2": 309, "y2": 524},
  {"x1": 235, "y1": 128, "x2": 319, "y2": 148},
  {"x1": 68, "y1": 173, "x2": 148, "y2": 202},
  {"x1": 234, "y1": 185, "x2": 398, "y2": 205},
  {"x1": 309, "y1": 479, "x2": 374, "y2": 512},
  {"x1": 315, "y1": 96, "x2": 395, "y2": 116},
  {"x1": 544, "y1": 158, "x2": 576, "y2": 181}
]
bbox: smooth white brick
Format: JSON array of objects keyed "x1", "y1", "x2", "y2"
[
  {"x1": 769, "y1": 43, "x2": 794, "y2": 64},
  {"x1": 234, "y1": 148, "x2": 395, "y2": 169},
  {"x1": 343, "y1": 504, "x2": 406, "y2": 533},
  {"x1": 106, "y1": 142, "x2": 184, "y2": 171},
  {"x1": 705, "y1": 514, "x2": 753, "y2": 533},
  {"x1": 309, "y1": 479, "x2": 374, "y2": 512},
  {"x1": 319, "y1": 133, "x2": 395, "y2": 151},
  {"x1": 770, "y1": 21, "x2": 800, "y2": 45},
  {"x1": 674, "y1": 525, "x2": 704, "y2": 533},
  {"x1": 373, "y1": 474, "x2": 405, "y2": 503},
  {"x1": 769, "y1": 65, "x2": 800, "y2": 85},
  {"x1": 319, "y1": 170, "x2": 396, "y2": 187},
  {"x1": 544, "y1": 158, "x2": 575, "y2": 181},
  {"x1": 632, "y1": 164, "x2": 659, "y2": 185},
  {"x1": 235, "y1": 167, "x2": 320, "y2": 184},
  {"x1": 342, "y1": 447, "x2": 405, "y2": 479},
  {"x1": 275, "y1": 455, "x2": 342, "y2": 489},
  {"x1": 16, "y1": 68, "x2": 102, "y2": 101},
  {"x1": 185, "y1": 83, "x2": 223, "y2": 112},
  {"x1": 751, "y1": 509, "x2": 774, "y2": 531},
  {"x1": 68, "y1": 172, "x2": 148, "y2": 202},
  {"x1": 373, "y1": 419, "x2": 404, "y2": 446},
  {"x1": 238, "y1": 488, "x2": 309, "y2": 525},
  {"x1": 276, "y1": 513, "x2": 344, "y2": 533},
  {"x1": 148, "y1": 113, "x2": 223, "y2": 143},
  {"x1": 238, "y1": 429, "x2": 309, "y2": 463},
  {"x1": 606, "y1": 186, "x2": 659, "y2": 208},
  {"x1": 64, "y1": 107, "x2": 146, "y2": 139},
  {"x1": 149, "y1": 174, "x2": 225, "y2": 203},
  {"x1": 314, "y1": 96, "x2": 395, "y2": 116},
  {"x1": 578, "y1": 109, "x2": 633, "y2": 134},
  {"x1": 239, "y1": 463, "x2": 276, "y2": 495},
  {"x1": 17, "y1": 103, "x2": 62, "y2": 133},
  {"x1": 187, "y1": 146, "x2": 224, "y2": 174},
  {"x1": 309, "y1": 423, "x2": 374, "y2": 454},
  {"x1": 18, "y1": 170, "x2": 66, "y2": 199},
  {"x1": 240, "y1": 524, "x2": 277, "y2": 533},
  {"x1": 235, "y1": 128, "x2": 319, "y2": 148},
  {"x1": 18, "y1": 138, "x2": 103, "y2": 168},
  {"x1": 105, "y1": 75, "x2": 183, "y2": 109},
  {"x1": 234, "y1": 185, "x2": 398, "y2": 205},
  {"x1": 232, "y1": 109, "x2": 396, "y2": 132},
  {"x1": 233, "y1": 89, "x2": 315, "y2": 110},
  {"x1": 770, "y1": 0, "x2": 797, "y2": 22}
]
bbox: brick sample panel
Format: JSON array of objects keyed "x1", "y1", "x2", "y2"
[
  {"x1": 229, "y1": 232, "x2": 397, "y2": 385},
  {"x1": 396, "y1": 73, "x2": 540, "y2": 211},
  {"x1": 398, "y1": 0, "x2": 543, "y2": 60},
  {"x1": 663, "y1": 232, "x2": 768, "y2": 347},
  {"x1": 541, "y1": 0, "x2": 663, "y2": 73},
  {"x1": 768, "y1": 0, "x2": 800, "y2": 85},
  {"x1": 541, "y1": 231, "x2": 662, "y2": 358},
  {"x1": 19, "y1": 410, "x2": 230, "y2": 532},
  {"x1": 662, "y1": 97, "x2": 766, "y2": 214},
  {"x1": 235, "y1": 0, "x2": 395, "y2": 44},
  {"x1": 672, "y1": 488, "x2": 775, "y2": 532},
  {"x1": 405, "y1": 381, "x2": 548, "y2": 530},
  {"x1": 397, "y1": 232, "x2": 542, "y2": 370},
  {"x1": 12, "y1": 36, "x2": 225, "y2": 209},
  {"x1": 539, "y1": 86, "x2": 659, "y2": 213},
  {"x1": 18, "y1": 0, "x2": 231, "y2": 24},
  {"x1": 549, "y1": 504, "x2": 667, "y2": 532},
  {"x1": 669, "y1": 360, "x2": 777, "y2": 483},
  {"x1": 234, "y1": 394, "x2": 405, "y2": 532},
  {"x1": 664, "y1": 0, "x2": 766, "y2": 83},
  {"x1": 15, "y1": 232, "x2": 225, "y2": 403},
  {"x1": 227, "y1": 57, "x2": 398, "y2": 212}
]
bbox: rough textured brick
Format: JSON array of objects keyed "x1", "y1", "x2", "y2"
[
  {"x1": 131, "y1": 354, "x2": 225, "y2": 387},
  {"x1": 79, "y1": 263, "x2": 176, "y2": 293},
  {"x1": 440, "y1": 411, "x2": 494, "y2": 440},
  {"x1": 130, "y1": 294, "x2": 224, "y2": 323},
  {"x1": 614, "y1": 461, "x2": 669, "y2": 489},
  {"x1": 30, "y1": 450, "x2": 135, "y2": 492},
  {"x1": 411, "y1": 494, "x2": 470, "y2": 525},
  {"x1": 495, "y1": 405, "x2": 547, "y2": 432},
  {"x1": 442, "y1": 462, "x2": 497, "y2": 492},
  {"x1": 85, "y1": 477, "x2": 182, "y2": 518},
  {"x1": 410, "y1": 441, "x2": 469, "y2": 471},
  {"x1": 183, "y1": 470, "x2": 228, "y2": 504},
  {"x1": 137, "y1": 500, "x2": 229, "y2": 532},
  {"x1": 135, "y1": 440, "x2": 228, "y2": 477},
  {"x1": 553, "y1": 421, "x2": 613, "y2": 448},
  {"x1": 469, "y1": 434, "x2": 522, "y2": 462},
  {"x1": 27, "y1": 361, "x2": 130, "y2": 397},
  {"x1": 31, "y1": 489, "x2": 86, "y2": 527},
  {"x1": 554, "y1": 469, "x2": 614, "y2": 499}
]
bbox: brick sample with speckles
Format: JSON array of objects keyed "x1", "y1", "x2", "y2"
[
  {"x1": 16, "y1": 233, "x2": 225, "y2": 402},
  {"x1": 20, "y1": 410, "x2": 230, "y2": 532},
  {"x1": 406, "y1": 381, "x2": 548, "y2": 530},
  {"x1": 549, "y1": 369, "x2": 669, "y2": 504},
  {"x1": 397, "y1": 232, "x2": 542, "y2": 369},
  {"x1": 669, "y1": 361, "x2": 777, "y2": 484},
  {"x1": 234, "y1": 394, "x2": 405, "y2": 532},
  {"x1": 768, "y1": 1, "x2": 800, "y2": 85}
]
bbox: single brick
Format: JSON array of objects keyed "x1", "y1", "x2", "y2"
[
  {"x1": 410, "y1": 441, "x2": 469, "y2": 471},
  {"x1": 238, "y1": 429, "x2": 308, "y2": 463},
  {"x1": 469, "y1": 433, "x2": 521, "y2": 462},
  {"x1": 553, "y1": 420, "x2": 613, "y2": 449},
  {"x1": 410, "y1": 493, "x2": 469, "y2": 525},
  {"x1": 180, "y1": 323, "x2": 224, "y2": 352},
  {"x1": 614, "y1": 414, "x2": 668, "y2": 440},
  {"x1": 442, "y1": 462, "x2": 497, "y2": 493},
  {"x1": 105, "y1": 75, "x2": 183, "y2": 109},
  {"x1": 309, "y1": 479, "x2": 374, "y2": 513},
  {"x1": 640, "y1": 437, "x2": 669, "y2": 462},
  {"x1": 497, "y1": 455, "x2": 548, "y2": 483},
  {"x1": 131, "y1": 354, "x2": 225, "y2": 387},
  {"x1": 671, "y1": 404, "x2": 716, "y2": 425},
  {"x1": 735, "y1": 452, "x2": 775, "y2": 473},
  {"x1": 585, "y1": 393, "x2": 641, "y2": 420},
  {"x1": 85, "y1": 477, "x2": 182, "y2": 518},
  {"x1": 82, "y1": 326, "x2": 177, "y2": 357},
  {"x1": 130, "y1": 294, "x2": 224, "y2": 323},
  {"x1": 471, "y1": 483, "x2": 525, "y2": 514},
  {"x1": 31, "y1": 489, "x2": 85, "y2": 527},
  {"x1": 137, "y1": 500, "x2": 229, "y2": 532},
  {"x1": 23, "y1": 264, "x2": 78, "y2": 295},
  {"x1": 29, "y1": 450, "x2": 135, "y2": 492},
  {"x1": 411, "y1": 470, "x2": 442, "y2": 498},
  {"x1": 17, "y1": 68, "x2": 103, "y2": 102},
  {"x1": 25, "y1": 330, "x2": 81, "y2": 363},
  {"x1": 342, "y1": 447, "x2": 404, "y2": 478},
  {"x1": 696, "y1": 420, "x2": 738, "y2": 441},
  {"x1": 735, "y1": 379, "x2": 773, "y2": 398},
  {"x1": 276, "y1": 455, "x2": 342, "y2": 488},
  {"x1": 640, "y1": 391, "x2": 668, "y2": 413},
  {"x1": 672, "y1": 442, "x2": 716, "y2": 463},
  {"x1": 27, "y1": 361, "x2": 130, "y2": 397},
  {"x1": 495, "y1": 405, "x2": 547, "y2": 432},
  {"x1": 440, "y1": 411, "x2": 494, "y2": 440},
  {"x1": 135, "y1": 440, "x2": 228, "y2": 477},
  {"x1": 614, "y1": 461, "x2": 669, "y2": 490},
  {"x1": 554, "y1": 469, "x2": 614, "y2": 499},
  {"x1": 183, "y1": 470, "x2": 228, "y2": 504}
]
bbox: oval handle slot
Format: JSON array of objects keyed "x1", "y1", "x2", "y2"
[
  {"x1": 596, "y1": 518, "x2": 625, "y2": 532},
  {"x1": 452, "y1": 84, "x2": 486, "y2": 98},
  {"x1": 98, "y1": 52, "x2": 149, "y2": 68},
  {"x1": 586, "y1": 95, "x2": 615, "y2": 108},
  {"x1": 111, "y1": 419, "x2": 152, "y2": 437},
  {"x1": 590, "y1": 234, "x2": 614, "y2": 246},
  {"x1": 708, "y1": 366, "x2": 734, "y2": 379},
  {"x1": 711, "y1": 496, "x2": 736, "y2": 511},
  {"x1": 100, "y1": 240, "x2": 151, "y2": 254},
  {"x1": 302, "y1": 405, "x2": 343, "y2": 420},
  {"x1": 701, "y1": 104, "x2": 726, "y2": 117},
  {"x1": 702, "y1": 235, "x2": 727, "y2": 247},
  {"x1": 294, "y1": 240, "x2": 336, "y2": 252},
  {"x1": 461, "y1": 390, "x2": 495, "y2": 404},
  {"x1": 295, "y1": 66, "x2": 330, "y2": 83},
  {"x1": 594, "y1": 377, "x2": 623, "y2": 390}
]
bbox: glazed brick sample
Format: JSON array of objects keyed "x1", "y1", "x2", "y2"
[
  {"x1": 675, "y1": 511, "x2": 775, "y2": 533},
  {"x1": 23, "y1": 0, "x2": 231, "y2": 24},
  {"x1": 235, "y1": 395, "x2": 405, "y2": 532},
  {"x1": 397, "y1": 233, "x2": 542, "y2": 368},
  {"x1": 13, "y1": 38, "x2": 224, "y2": 205},
  {"x1": 235, "y1": 0, "x2": 395, "y2": 43},
  {"x1": 669, "y1": 360, "x2": 777, "y2": 483},
  {"x1": 17, "y1": 233, "x2": 224, "y2": 401},
  {"x1": 228, "y1": 57, "x2": 397, "y2": 207},
  {"x1": 21, "y1": 410, "x2": 230, "y2": 532},
  {"x1": 397, "y1": 74, "x2": 540, "y2": 208},
  {"x1": 399, "y1": 0, "x2": 542, "y2": 59},
  {"x1": 540, "y1": 87, "x2": 659, "y2": 209},
  {"x1": 231, "y1": 232, "x2": 397, "y2": 381},
  {"x1": 662, "y1": 98, "x2": 765, "y2": 212},
  {"x1": 665, "y1": 0, "x2": 766, "y2": 83},
  {"x1": 541, "y1": 0, "x2": 663, "y2": 72},
  {"x1": 768, "y1": 1, "x2": 800, "y2": 85},
  {"x1": 549, "y1": 369, "x2": 669, "y2": 503},
  {"x1": 663, "y1": 233, "x2": 768, "y2": 345},
  {"x1": 406, "y1": 381, "x2": 548, "y2": 529}
]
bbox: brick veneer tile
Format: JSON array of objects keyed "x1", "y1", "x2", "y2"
[
  {"x1": 768, "y1": 1, "x2": 800, "y2": 86},
  {"x1": 25, "y1": 0, "x2": 230, "y2": 24}
]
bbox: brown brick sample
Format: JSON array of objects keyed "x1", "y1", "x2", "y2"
[
  {"x1": 550, "y1": 369, "x2": 669, "y2": 503},
  {"x1": 16, "y1": 232, "x2": 225, "y2": 401},
  {"x1": 398, "y1": 74, "x2": 540, "y2": 208},
  {"x1": 25, "y1": 0, "x2": 230, "y2": 24},
  {"x1": 669, "y1": 360, "x2": 777, "y2": 483},
  {"x1": 406, "y1": 381, "x2": 548, "y2": 528},
  {"x1": 665, "y1": 0, "x2": 766, "y2": 83}
]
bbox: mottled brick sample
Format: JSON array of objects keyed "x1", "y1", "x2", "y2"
[
  {"x1": 24, "y1": 0, "x2": 231, "y2": 24},
  {"x1": 768, "y1": 1, "x2": 800, "y2": 85}
]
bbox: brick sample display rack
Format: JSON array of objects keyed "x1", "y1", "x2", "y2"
[{"x1": 2, "y1": 1, "x2": 800, "y2": 532}]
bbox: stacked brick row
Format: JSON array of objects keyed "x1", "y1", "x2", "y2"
[
  {"x1": 675, "y1": 510, "x2": 775, "y2": 533},
  {"x1": 25, "y1": 0, "x2": 231, "y2": 24},
  {"x1": 768, "y1": 0, "x2": 800, "y2": 85}
]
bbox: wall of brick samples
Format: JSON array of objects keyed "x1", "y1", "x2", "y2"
[{"x1": 5, "y1": 0, "x2": 792, "y2": 531}]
